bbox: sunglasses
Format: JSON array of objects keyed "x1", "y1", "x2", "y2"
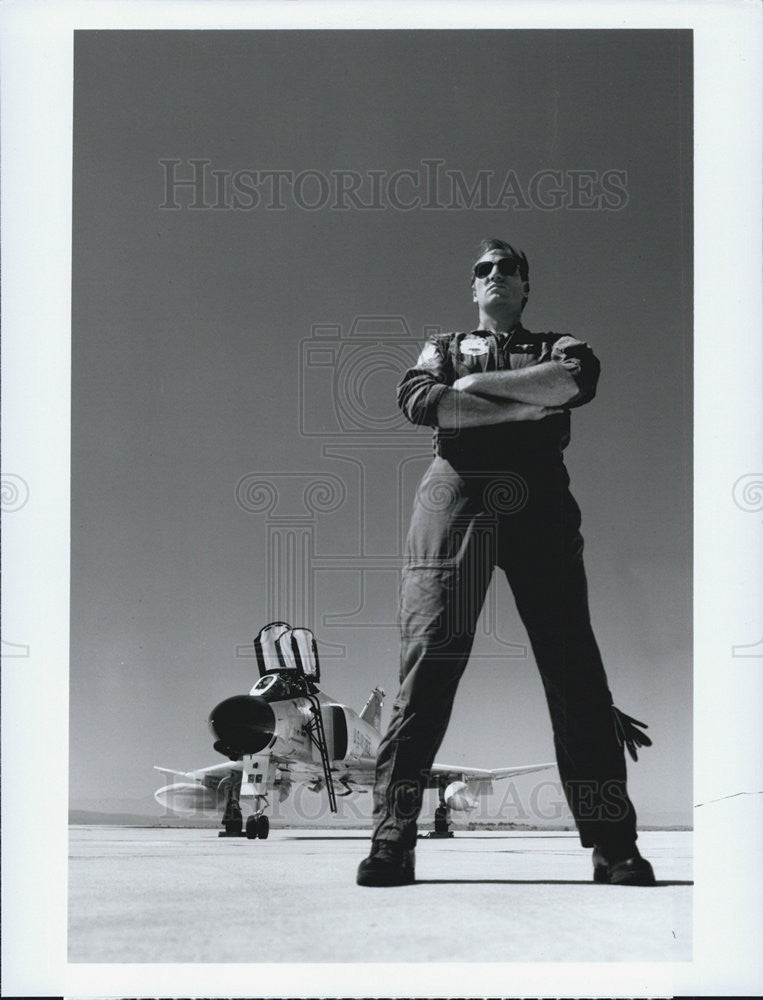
[{"x1": 473, "y1": 258, "x2": 522, "y2": 280}]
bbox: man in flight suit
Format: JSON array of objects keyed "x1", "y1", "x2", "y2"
[{"x1": 357, "y1": 238, "x2": 655, "y2": 888}]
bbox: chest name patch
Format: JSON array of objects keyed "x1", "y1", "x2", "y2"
[{"x1": 460, "y1": 335, "x2": 490, "y2": 357}]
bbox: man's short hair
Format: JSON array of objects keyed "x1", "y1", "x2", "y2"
[{"x1": 470, "y1": 238, "x2": 530, "y2": 285}]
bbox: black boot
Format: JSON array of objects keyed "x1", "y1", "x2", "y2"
[
  {"x1": 592, "y1": 843, "x2": 656, "y2": 886},
  {"x1": 357, "y1": 840, "x2": 415, "y2": 887}
]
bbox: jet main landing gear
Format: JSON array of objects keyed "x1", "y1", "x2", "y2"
[
  {"x1": 218, "y1": 775, "x2": 245, "y2": 837},
  {"x1": 422, "y1": 784, "x2": 455, "y2": 839},
  {"x1": 219, "y1": 804, "x2": 245, "y2": 837},
  {"x1": 218, "y1": 775, "x2": 248, "y2": 837}
]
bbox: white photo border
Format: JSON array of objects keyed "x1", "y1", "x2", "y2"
[{"x1": 2, "y1": 0, "x2": 762, "y2": 996}]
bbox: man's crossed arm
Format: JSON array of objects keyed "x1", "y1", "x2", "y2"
[
  {"x1": 436, "y1": 362, "x2": 576, "y2": 429},
  {"x1": 453, "y1": 362, "x2": 580, "y2": 406},
  {"x1": 399, "y1": 335, "x2": 598, "y2": 430}
]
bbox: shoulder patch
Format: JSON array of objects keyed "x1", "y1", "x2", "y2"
[
  {"x1": 552, "y1": 333, "x2": 586, "y2": 349},
  {"x1": 416, "y1": 342, "x2": 440, "y2": 365}
]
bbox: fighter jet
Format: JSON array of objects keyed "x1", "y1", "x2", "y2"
[{"x1": 154, "y1": 622, "x2": 556, "y2": 840}]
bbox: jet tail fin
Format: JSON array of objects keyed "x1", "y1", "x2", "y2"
[{"x1": 359, "y1": 686, "x2": 385, "y2": 730}]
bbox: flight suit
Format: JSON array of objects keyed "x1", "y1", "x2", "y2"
[{"x1": 371, "y1": 324, "x2": 638, "y2": 851}]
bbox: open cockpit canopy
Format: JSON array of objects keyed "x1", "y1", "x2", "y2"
[{"x1": 253, "y1": 621, "x2": 321, "y2": 685}]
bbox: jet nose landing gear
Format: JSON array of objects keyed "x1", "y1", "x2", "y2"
[{"x1": 245, "y1": 813, "x2": 270, "y2": 840}]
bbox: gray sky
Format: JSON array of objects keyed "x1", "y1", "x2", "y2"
[{"x1": 70, "y1": 29, "x2": 692, "y2": 824}]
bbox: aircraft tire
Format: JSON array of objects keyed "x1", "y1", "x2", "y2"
[
  {"x1": 245, "y1": 815, "x2": 259, "y2": 840},
  {"x1": 256, "y1": 814, "x2": 270, "y2": 839},
  {"x1": 434, "y1": 806, "x2": 449, "y2": 834}
]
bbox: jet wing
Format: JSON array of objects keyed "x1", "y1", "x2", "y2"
[
  {"x1": 425, "y1": 761, "x2": 556, "y2": 787},
  {"x1": 259, "y1": 757, "x2": 555, "y2": 788},
  {"x1": 154, "y1": 761, "x2": 243, "y2": 789},
  {"x1": 155, "y1": 757, "x2": 554, "y2": 795}
]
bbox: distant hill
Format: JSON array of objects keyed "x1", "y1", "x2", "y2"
[
  {"x1": 70, "y1": 810, "x2": 179, "y2": 826},
  {"x1": 68, "y1": 809, "x2": 691, "y2": 831},
  {"x1": 70, "y1": 795, "x2": 162, "y2": 816},
  {"x1": 69, "y1": 794, "x2": 692, "y2": 830}
]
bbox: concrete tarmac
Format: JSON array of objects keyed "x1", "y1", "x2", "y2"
[{"x1": 68, "y1": 827, "x2": 692, "y2": 963}]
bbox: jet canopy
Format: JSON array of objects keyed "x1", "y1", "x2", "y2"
[{"x1": 253, "y1": 621, "x2": 321, "y2": 685}]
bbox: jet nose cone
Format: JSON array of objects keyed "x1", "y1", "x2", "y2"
[{"x1": 209, "y1": 695, "x2": 276, "y2": 757}]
